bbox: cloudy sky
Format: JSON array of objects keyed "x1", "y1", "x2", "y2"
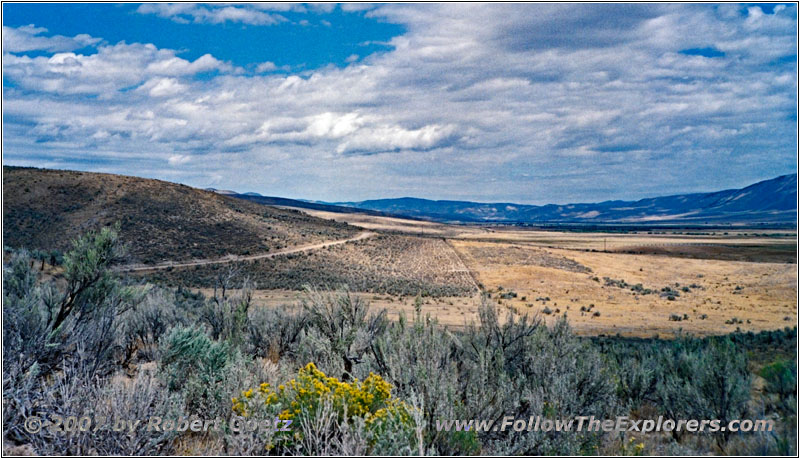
[{"x1": 2, "y1": 3, "x2": 797, "y2": 204}]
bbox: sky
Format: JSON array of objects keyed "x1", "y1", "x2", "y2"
[{"x1": 2, "y1": 3, "x2": 797, "y2": 204}]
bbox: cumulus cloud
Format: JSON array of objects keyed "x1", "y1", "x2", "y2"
[
  {"x1": 223, "y1": 111, "x2": 457, "y2": 154},
  {"x1": 2, "y1": 24, "x2": 101, "y2": 53},
  {"x1": 255, "y1": 61, "x2": 282, "y2": 73},
  {"x1": 2, "y1": 4, "x2": 797, "y2": 203},
  {"x1": 168, "y1": 154, "x2": 191, "y2": 166},
  {"x1": 137, "y1": 77, "x2": 187, "y2": 97},
  {"x1": 335, "y1": 124, "x2": 457, "y2": 154},
  {"x1": 3, "y1": 42, "x2": 233, "y2": 96}
]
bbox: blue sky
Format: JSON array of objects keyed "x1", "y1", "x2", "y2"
[
  {"x1": 2, "y1": 4, "x2": 403, "y2": 70},
  {"x1": 2, "y1": 3, "x2": 797, "y2": 204}
]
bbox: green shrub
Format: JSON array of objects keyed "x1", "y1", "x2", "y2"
[
  {"x1": 200, "y1": 283, "x2": 252, "y2": 347},
  {"x1": 4, "y1": 225, "x2": 138, "y2": 381},
  {"x1": 655, "y1": 337, "x2": 751, "y2": 448},
  {"x1": 369, "y1": 303, "x2": 471, "y2": 454},
  {"x1": 760, "y1": 359, "x2": 797, "y2": 400},
  {"x1": 120, "y1": 288, "x2": 189, "y2": 362},
  {"x1": 160, "y1": 326, "x2": 231, "y2": 416},
  {"x1": 162, "y1": 326, "x2": 229, "y2": 385}
]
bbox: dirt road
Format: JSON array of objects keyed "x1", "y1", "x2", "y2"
[{"x1": 116, "y1": 231, "x2": 376, "y2": 272}]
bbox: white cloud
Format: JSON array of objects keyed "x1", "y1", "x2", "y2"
[
  {"x1": 222, "y1": 111, "x2": 454, "y2": 155},
  {"x1": 2, "y1": 24, "x2": 101, "y2": 53},
  {"x1": 145, "y1": 53, "x2": 231, "y2": 76},
  {"x1": 334, "y1": 123, "x2": 456, "y2": 154},
  {"x1": 3, "y1": 40, "x2": 233, "y2": 96},
  {"x1": 168, "y1": 154, "x2": 191, "y2": 166},
  {"x1": 137, "y1": 4, "x2": 286, "y2": 25},
  {"x1": 3, "y1": 4, "x2": 797, "y2": 203},
  {"x1": 255, "y1": 61, "x2": 277, "y2": 73},
  {"x1": 307, "y1": 112, "x2": 364, "y2": 138},
  {"x1": 138, "y1": 77, "x2": 187, "y2": 97}
]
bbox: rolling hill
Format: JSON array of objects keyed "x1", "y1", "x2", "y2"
[
  {"x1": 3, "y1": 166, "x2": 356, "y2": 264},
  {"x1": 333, "y1": 174, "x2": 797, "y2": 225}
]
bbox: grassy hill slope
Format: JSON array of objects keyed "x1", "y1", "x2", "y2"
[{"x1": 3, "y1": 166, "x2": 356, "y2": 264}]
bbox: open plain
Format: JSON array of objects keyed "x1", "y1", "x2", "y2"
[{"x1": 215, "y1": 208, "x2": 797, "y2": 337}]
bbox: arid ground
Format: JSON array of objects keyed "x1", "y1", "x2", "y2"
[
  {"x1": 240, "y1": 209, "x2": 797, "y2": 337},
  {"x1": 5, "y1": 167, "x2": 795, "y2": 338}
]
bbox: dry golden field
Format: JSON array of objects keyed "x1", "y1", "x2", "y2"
[
  {"x1": 271, "y1": 207, "x2": 797, "y2": 337},
  {"x1": 450, "y1": 239, "x2": 796, "y2": 337},
  {"x1": 299, "y1": 208, "x2": 489, "y2": 238}
]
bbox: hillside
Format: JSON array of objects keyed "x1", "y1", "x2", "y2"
[
  {"x1": 3, "y1": 166, "x2": 357, "y2": 264},
  {"x1": 334, "y1": 174, "x2": 797, "y2": 224},
  {"x1": 143, "y1": 234, "x2": 477, "y2": 297}
]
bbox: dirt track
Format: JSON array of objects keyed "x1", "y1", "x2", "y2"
[{"x1": 115, "y1": 231, "x2": 376, "y2": 272}]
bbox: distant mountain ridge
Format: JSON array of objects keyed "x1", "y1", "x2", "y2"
[{"x1": 330, "y1": 174, "x2": 797, "y2": 225}]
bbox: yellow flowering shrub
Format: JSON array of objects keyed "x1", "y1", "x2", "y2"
[
  {"x1": 233, "y1": 363, "x2": 416, "y2": 449},
  {"x1": 620, "y1": 436, "x2": 645, "y2": 456}
]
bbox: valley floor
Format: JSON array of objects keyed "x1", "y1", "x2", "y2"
[
  {"x1": 182, "y1": 210, "x2": 796, "y2": 338},
  {"x1": 452, "y1": 239, "x2": 796, "y2": 337}
]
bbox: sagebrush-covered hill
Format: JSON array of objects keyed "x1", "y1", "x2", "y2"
[{"x1": 3, "y1": 166, "x2": 356, "y2": 264}]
